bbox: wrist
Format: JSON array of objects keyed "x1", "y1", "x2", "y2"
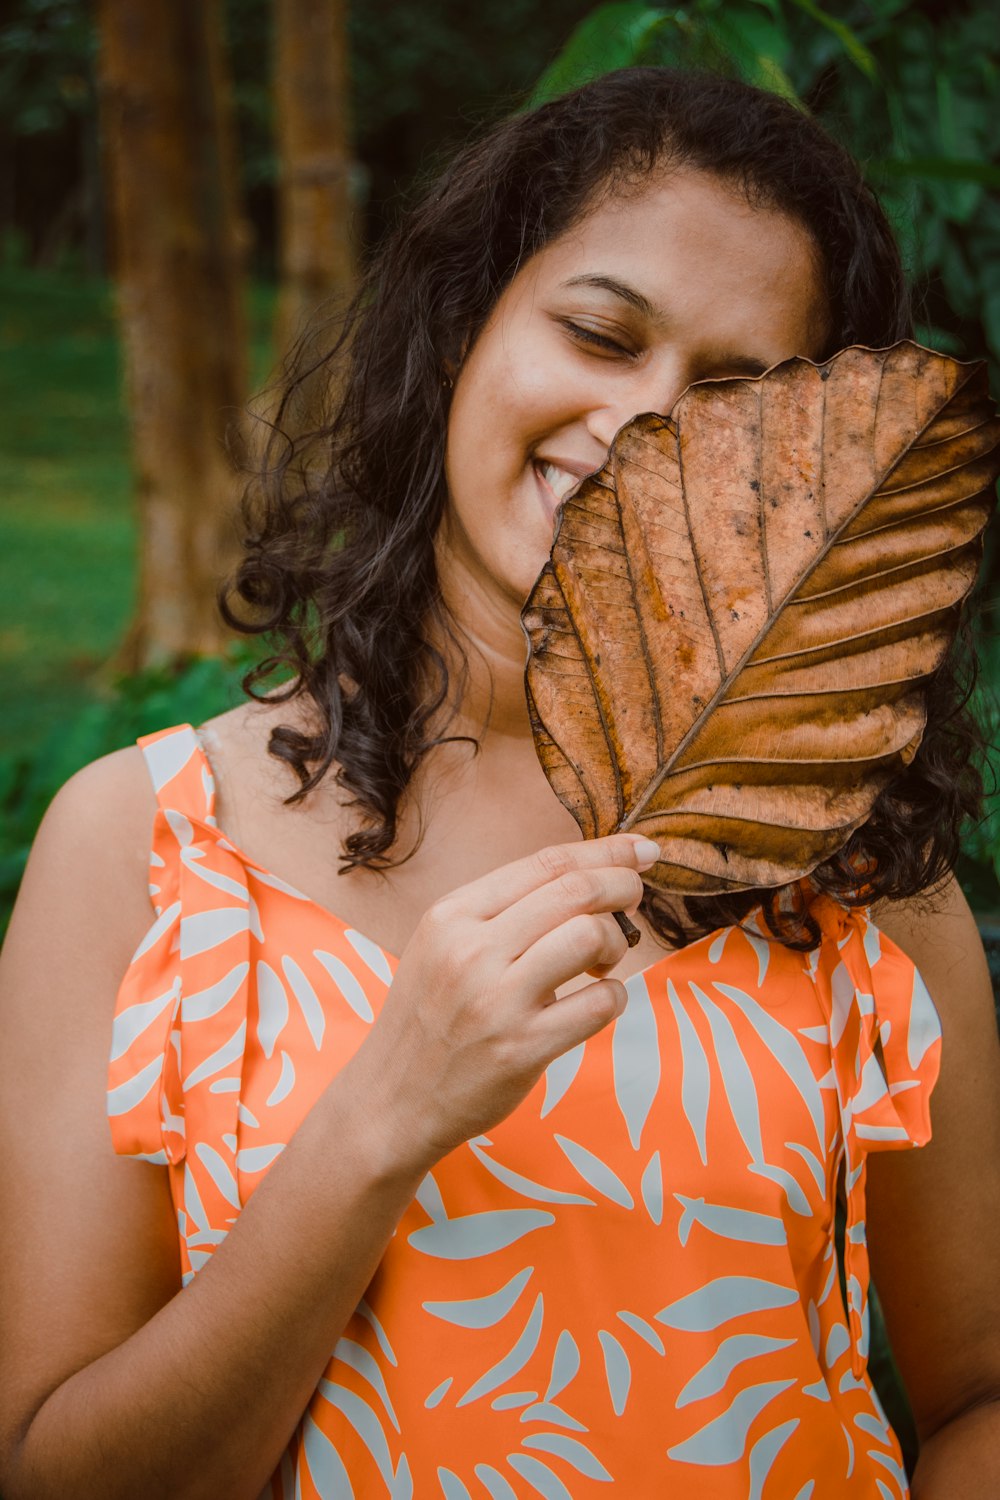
[{"x1": 330, "y1": 1042, "x2": 443, "y2": 1190}]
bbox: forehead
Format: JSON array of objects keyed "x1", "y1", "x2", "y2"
[{"x1": 525, "y1": 168, "x2": 830, "y2": 360}]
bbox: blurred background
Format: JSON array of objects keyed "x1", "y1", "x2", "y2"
[
  {"x1": 2, "y1": 0, "x2": 999, "y2": 939},
  {"x1": 1, "y1": 0, "x2": 997, "y2": 1467}
]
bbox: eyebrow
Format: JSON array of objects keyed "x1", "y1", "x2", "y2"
[
  {"x1": 562, "y1": 273, "x2": 656, "y2": 318},
  {"x1": 559, "y1": 272, "x2": 772, "y2": 378}
]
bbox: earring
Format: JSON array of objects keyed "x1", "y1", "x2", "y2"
[{"x1": 441, "y1": 371, "x2": 454, "y2": 391}]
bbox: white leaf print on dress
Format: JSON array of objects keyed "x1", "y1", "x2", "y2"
[
  {"x1": 666, "y1": 1379, "x2": 795, "y2": 1464},
  {"x1": 518, "y1": 1401, "x2": 587, "y2": 1432},
  {"x1": 869, "y1": 1446, "x2": 909, "y2": 1495},
  {"x1": 540, "y1": 1041, "x2": 585, "y2": 1119},
  {"x1": 656, "y1": 1277, "x2": 798, "y2": 1331},
  {"x1": 468, "y1": 1138, "x2": 594, "y2": 1206},
  {"x1": 181, "y1": 906, "x2": 252, "y2": 958},
  {"x1": 474, "y1": 1465, "x2": 518, "y2": 1500},
  {"x1": 492, "y1": 1391, "x2": 536, "y2": 1410},
  {"x1": 616, "y1": 1310, "x2": 665, "y2": 1355},
  {"x1": 676, "y1": 1334, "x2": 794, "y2": 1407},
  {"x1": 183, "y1": 1019, "x2": 246, "y2": 1089},
  {"x1": 302, "y1": 1413, "x2": 354, "y2": 1499},
  {"x1": 437, "y1": 1468, "x2": 471, "y2": 1499},
  {"x1": 423, "y1": 1267, "x2": 533, "y2": 1329},
  {"x1": 282, "y1": 955, "x2": 326, "y2": 1049},
  {"x1": 357, "y1": 1296, "x2": 397, "y2": 1367},
  {"x1": 611, "y1": 972, "x2": 660, "y2": 1150},
  {"x1": 183, "y1": 962, "x2": 250, "y2": 1023},
  {"x1": 424, "y1": 1378, "x2": 452, "y2": 1409},
  {"x1": 256, "y1": 961, "x2": 289, "y2": 1060},
  {"x1": 597, "y1": 1329, "x2": 631, "y2": 1415},
  {"x1": 409, "y1": 1210, "x2": 554, "y2": 1259},
  {"x1": 907, "y1": 967, "x2": 941, "y2": 1069},
  {"x1": 553, "y1": 1135, "x2": 633, "y2": 1209},
  {"x1": 106, "y1": 1054, "x2": 163, "y2": 1116},
  {"x1": 194, "y1": 1142, "x2": 241, "y2": 1209},
  {"x1": 674, "y1": 1195, "x2": 787, "y2": 1248},
  {"x1": 712, "y1": 981, "x2": 826, "y2": 1151},
  {"x1": 415, "y1": 1169, "x2": 448, "y2": 1223},
  {"x1": 545, "y1": 1329, "x2": 580, "y2": 1402},
  {"x1": 314, "y1": 949, "x2": 375, "y2": 1024},
  {"x1": 344, "y1": 927, "x2": 394, "y2": 985},
  {"x1": 507, "y1": 1454, "x2": 576, "y2": 1499},
  {"x1": 521, "y1": 1431, "x2": 614, "y2": 1481},
  {"x1": 236, "y1": 1143, "x2": 284, "y2": 1173},
  {"x1": 748, "y1": 1417, "x2": 799, "y2": 1500},
  {"x1": 110, "y1": 977, "x2": 179, "y2": 1059},
  {"x1": 456, "y1": 1294, "x2": 545, "y2": 1408},
  {"x1": 129, "y1": 900, "x2": 181, "y2": 963},
  {"x1": 265, "y1": 1050, "x2": 295, "y2": 1107},
  {"x1": 688, "y1": 983, "x2": 764, "y2": 1164},
  {"x1": 318, "y1": 1381, "x2": 395, "y2": 1489},
  {"x1": 666, "y1": 980, "x2": 711, "y2": 1165},
  {"x1": 144, "y1": 729, "x2": 198, "y2": 793},
  {"x1": 641, "y1": 1150, "x2": 663, "y2": 1225},
  {"x1": 332, "y1": 1335, "x2": 400, "y2": 1431},
  {"x1": 181, "y1": 850, "x2": 249, "y2": 903}
]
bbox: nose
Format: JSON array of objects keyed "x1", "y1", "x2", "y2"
[{"x1": 584, "y1": 357, "x2": 692, "y2": 451}]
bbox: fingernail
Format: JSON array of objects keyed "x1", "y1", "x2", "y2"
[{"x1": 631, "y1": 836, "x2": 660, "y2": 868}]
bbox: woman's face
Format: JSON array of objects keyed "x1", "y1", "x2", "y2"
[{"x1": 440, "y1": 168, "x2": 830, "y2": 611}]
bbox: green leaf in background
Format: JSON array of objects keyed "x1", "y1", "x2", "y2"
[
  {"x1": 874, "y1": 157, "x2": 1000, "y2": 190},
  {"x1": 787, "y1": 0, "x2": 877, "y2": 81},
  {"x1": 698, "y1": 5, "x2": 799, "y2": 104},
  {"x1": 528, "y1": 3, "x2": 669, "y2": 106}
]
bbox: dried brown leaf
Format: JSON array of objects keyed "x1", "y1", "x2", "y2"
[{"x1": 522, "y1": 342, "x2": 1000, "y2": 895}]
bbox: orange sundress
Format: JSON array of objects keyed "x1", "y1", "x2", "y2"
[{"x1": 108, "y1": 723, "x2": 941, "y2": 1498}]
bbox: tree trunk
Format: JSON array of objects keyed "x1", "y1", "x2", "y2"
[
  {"x1": 96, "y1": 0, "x2": 249, "y2": 667},
  {"x1": 274, "y1": 0, "x2": 357, "y2": 377}
]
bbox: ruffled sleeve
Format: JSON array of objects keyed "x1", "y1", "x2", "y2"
[
  {"x1": 107, "y1": 725, "x2": 252, "y2": 1183},
  {"x1": 807, "y1": 890, "x2": 942, "y2": 1379}
]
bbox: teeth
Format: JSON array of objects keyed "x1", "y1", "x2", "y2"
[{"x1": 539, "y1": 462, "x2": 580, "y2": 502}]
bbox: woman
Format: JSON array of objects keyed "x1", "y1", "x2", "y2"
[{"x1": 1, "y1": 68, "x2": 998, "y2": 1499}]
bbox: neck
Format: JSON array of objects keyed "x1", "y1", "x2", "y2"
[{"x1": 431, "y1": 548, "x2": 538, "y2": 746}]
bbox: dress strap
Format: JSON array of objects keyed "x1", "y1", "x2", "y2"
[
  {"x1": 109, "y1": 722, "x2": 251, "y2": 1207},
  {"x1": 137, "y1": 722, "x2": 217, "y2": 828}
]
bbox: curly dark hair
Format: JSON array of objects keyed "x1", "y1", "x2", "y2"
[{"x1": 221, "y1": 65, "x2": 984, "y2": 950}]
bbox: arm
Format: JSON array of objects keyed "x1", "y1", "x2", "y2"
[
  {"x1": 0, "y1": 750, "x2": 652, "y2": 1499},
  {"x1": 0, "y1": 750, "x2": 434, "y2": 1500},
  {"x1": 868, "y1": 876, "x2": 1000, "y2": 1497}
]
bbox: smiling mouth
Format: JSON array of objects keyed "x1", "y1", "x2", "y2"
[{"x1": 534, "y1": 460, "x2": 583, "y2": 520}]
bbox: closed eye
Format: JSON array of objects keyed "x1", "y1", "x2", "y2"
[{"x1": 561, "y1": 319, "x2": 637, "y2": 358}]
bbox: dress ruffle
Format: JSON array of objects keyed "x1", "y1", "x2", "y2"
[{"x1": 806, "y1": 891, "x2": 941, "y2": 1377}]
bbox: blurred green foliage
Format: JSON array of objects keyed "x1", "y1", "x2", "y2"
[{"x1": 0, "y1": 648, "x2": 272, "y2": 918}]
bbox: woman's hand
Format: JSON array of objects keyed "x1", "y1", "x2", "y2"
[{"x1": 348, "y1": 833, "x2": 659, "y2": 1168}]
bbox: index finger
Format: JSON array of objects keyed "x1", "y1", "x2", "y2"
[{"x1": 449, "y1": 834, "x2": 661, "y2": 923}]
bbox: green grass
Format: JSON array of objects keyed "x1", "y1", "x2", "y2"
[
  {"x1": 0, "y1": 267, "x2": 133, "y2": 755},
  {"x1": 0, "y1": 267, "x2": 279, "y2": 758}
]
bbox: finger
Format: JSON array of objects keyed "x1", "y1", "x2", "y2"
[
  {"x1": 491, "y1": 864, "x2": 646, "y2": 961},
  {"x1": 526, "y1": 977, "x2": 627, "y2": 1064},
  {"x1": 444, "y1": 834, "x2": 660, "y2": 925},
  {"x1": 507, "y1": 911, "x2": 630, "y2": 1001}
]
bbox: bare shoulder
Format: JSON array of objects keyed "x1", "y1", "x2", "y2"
[
  {"x1": 872, "y1": 873, "x2": 991, "y2": 1019},
  {"x1": 197, "y1": 688, "x2": 353, "y2": 856},
  {"x1": 7, "y1": 744, "x2": 158, "y2": 982}
]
